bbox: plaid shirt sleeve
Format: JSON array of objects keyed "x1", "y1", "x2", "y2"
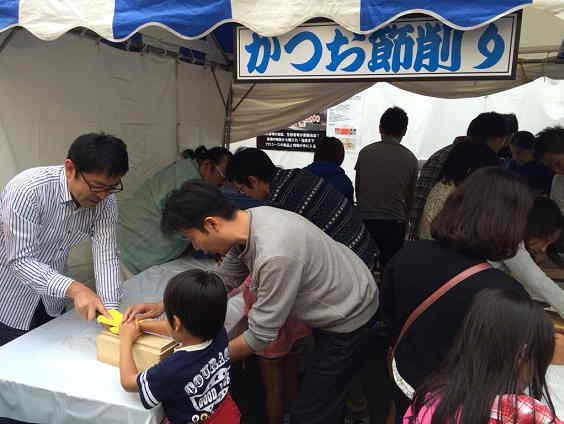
[
  {"x1": 490, "y1": 395, "x2": 563, "y2": 424},
  {"x1": 408, "y1": 145, "x2": 453, "y2": 240}
]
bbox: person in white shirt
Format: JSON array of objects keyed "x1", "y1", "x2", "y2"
[
  {"x1": 491, "y1": 197, "x2": 564, "y2": 318},
  {"x1": 0, "y1": 133, "x2": 129, "y2": 346}
]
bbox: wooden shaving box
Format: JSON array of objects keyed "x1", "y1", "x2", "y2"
[{"x1": 96, "y1": 329, "x2": 178, "y2": 371}]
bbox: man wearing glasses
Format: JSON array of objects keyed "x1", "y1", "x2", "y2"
[{"x1": 0, "y1": 133, "x2": 129, "y2": 346}]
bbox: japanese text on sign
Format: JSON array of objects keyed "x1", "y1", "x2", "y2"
[{"x1": 236, "y1": 14, "x2": 519, "y2": 81}]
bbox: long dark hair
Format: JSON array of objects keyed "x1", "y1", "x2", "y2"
[
  {"x1": 432, "y1": 167, "x2": 533, "y2": 261},
  {"x1": 410, "y1": 288, "x2": 556, "y2": 424},
  {"x1": 439, "y1": 141, "x2": 499, "y2": 185},
  {"x1": 182, "y1": 145, "x2": 232, "y2": 165}
]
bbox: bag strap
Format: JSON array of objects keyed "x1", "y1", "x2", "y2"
[{"x1": 391, "y1": 262, "x2": 491, "y2": 356}]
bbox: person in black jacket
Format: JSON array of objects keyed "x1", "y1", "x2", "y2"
[{"x1": 381, "y1": 167, "x2": 534, "y2": 422}]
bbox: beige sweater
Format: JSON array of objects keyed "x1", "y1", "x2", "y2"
[{"x1": 417, "y1": 181, "x2": 456, "y2": 240}]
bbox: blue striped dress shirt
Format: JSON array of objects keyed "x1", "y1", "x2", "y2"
[{"x1": 0, "y1": 166, "x2": 122, "y2": 330}]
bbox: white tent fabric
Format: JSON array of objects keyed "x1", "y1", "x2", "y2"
[
  {"x1": 232, "y1": 77, "x2": 564, "y2": 179},
  {"x1": 0, "y1": 29, "x2": 230, "y2": 285},
  {"x1": 177, "y1": 63, "x2": 232, "y2": 152},
  {"x1": 229, "y1": 62, "x2": 564, "y2": 143},
  {"x1": 0, "y1": 30, "x2": 177, "y2": 192}
]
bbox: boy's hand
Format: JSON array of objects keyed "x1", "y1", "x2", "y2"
[
  {"x1": 120, "y1": 320, "x2": 142, "y2": 344},
  {"x1": 123, "y1": 301, "x2": 164, "y2": 322}
]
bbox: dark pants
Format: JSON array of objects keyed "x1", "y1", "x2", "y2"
[
  {"x1": 289, "y1": 315, "x2": 378, "y2": 424},
  {"x1": 364, "y1": 220, "x2": 406, "y2": 268},
  {"x1": 0, "y1": 302, "x2": 53, "y2": 424}
]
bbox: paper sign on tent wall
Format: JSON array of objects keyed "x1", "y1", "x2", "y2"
[
  {"x1": 326, "y1": 94, "x2": 364, "y2": 153},
  {"x1": 236, "y1": 13, "x2": 521, "y2": 82}
]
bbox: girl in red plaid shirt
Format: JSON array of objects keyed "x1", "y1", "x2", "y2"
[{"x1": 404, "y1": 288, "x2": 562, "y2": 424}]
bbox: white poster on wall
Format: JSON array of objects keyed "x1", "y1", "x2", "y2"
[{"x1": 327, "y1": 94, "x2": 364, "y2": 153}]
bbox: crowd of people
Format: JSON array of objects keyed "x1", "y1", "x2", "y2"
[{"x1": 0, "y1": 109, "x2": 563, "y2": 424}]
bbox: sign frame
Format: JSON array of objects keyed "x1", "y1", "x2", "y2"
[{"x1": 234, "y1": 12, "x2": 522, "y2": 83}]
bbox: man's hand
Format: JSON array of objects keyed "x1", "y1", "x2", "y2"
[
  {"x1": 123, "y1": 301, "x2": 164, "y2": 322},
  {"x1": 66, "y1": 282, "x2": 111, "y2": 321},
  {"x1": 120, "y1": 320, "x2": 142, "y2": 345}
]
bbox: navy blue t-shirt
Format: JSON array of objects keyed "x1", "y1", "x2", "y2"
[{"x1": 137, "y1": 329, "x2": 231, "y2": 424}]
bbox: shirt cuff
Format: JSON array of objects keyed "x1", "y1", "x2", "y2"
[
  {"x1": 46, "y1": 274, "x2": 75, "y2": 298},
  {"x1": 102, "y1": 301, "x2": 120, "y2": 310},
  {"x1": 243, "y1": 329, "x2": 269, "y2": 352}
]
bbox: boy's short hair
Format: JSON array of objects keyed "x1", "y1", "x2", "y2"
[{"x1": 163, "y1": 269, "x2": 227, "y2": 341}]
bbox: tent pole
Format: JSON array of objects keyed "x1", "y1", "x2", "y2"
[
  {"x1": 223, "y1": 85, "x2": 233, "y2": 149},
  {"x1": 223, "y1": 83, "x2": 255, "y2": 147},
  {"x1": 0, "y1": 29, "x2": 16, "y2": 55},
  {"x1": 211, "y1": 65, "x2": 227, "y2": 108},
  {"x1": 233, "y1": 83, "x2": 256, "y2": 112}
]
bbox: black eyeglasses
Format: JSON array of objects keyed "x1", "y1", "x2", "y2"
[{"x1": 79, "y1": 172, "x2": 123, "y2": 194}]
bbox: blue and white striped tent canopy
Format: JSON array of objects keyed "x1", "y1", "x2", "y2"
[{"x1": 0, "y1": 0, "x2": 563, "y2": 45}]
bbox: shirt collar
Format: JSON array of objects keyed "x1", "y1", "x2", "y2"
[
  {"x1": 175, "y1": 339, "x2": 212, "y2": 353},
  {"x1": 239, "y1": 209, "x2": 253, "y2": 259},
  {"x1": 58, "y1": 166, "x2": 74, "y2": 204},
  {"x1": 381, "y1": 135, "x2": 401, "y2": 144}
]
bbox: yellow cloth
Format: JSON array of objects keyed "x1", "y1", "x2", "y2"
[{"x1": 97, "y1": 309, "x2": 123, "y2": 334}]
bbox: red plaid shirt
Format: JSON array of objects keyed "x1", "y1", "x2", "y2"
[
  {"x1": 490, "y1": 395, "x2": 562, "y2": 424},
  {"x1": 404, "y1": 394, "x2": 562, "y2": 424}
]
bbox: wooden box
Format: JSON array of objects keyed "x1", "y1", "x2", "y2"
[{"x1": 96, "y1": 329, "x2": 178, "y2": 371}]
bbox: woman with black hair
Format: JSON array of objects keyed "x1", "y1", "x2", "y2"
[
  {"x1": 404, "y1": 288, "x2": 561, "y2": 424},
  {"x1": 381, "y1": 167, "x2": 533, "y2": 421},
  {"x1": 119, "y1": 146, "x2": 231, "y2": 276},
  {"x1": 417, "y1": 140, "x2": 499, "y2": 240},
  {"x1": 491, "y1": 196, "x2": 564, "y2": 318}
]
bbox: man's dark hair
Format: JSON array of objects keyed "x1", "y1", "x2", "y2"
[
  {"x1": 535, "y1": 126, "x2": 564, "y2": 160},
  {"x1": 504, "y1": 113, "x2": 519, "y2": 134},
  {"x1": 439, "y1": 141, "x2": 500, "y2": 185},
  {"x1": 161, "y1": 180, "x2": 237, "y2": 235},
  {"x1": 510, "y1": 131, "x2": 535, "y2": 150},
  {"x1": 526, "y1": 196, "x2": 563, "y2": 241},
  {"x1": 432, "y1": 167, "x2": 533, "y2": 261},
  {"x1": 314, "y1": 136, "x2": 345, "y2": 165},
  {"x1": 379, "y1": 107, "x2": 408, "y2": 136},
  {"x1": 67, "y1": 133, "x2": 129, "y2": 177},
  {"x1": 182, "y1": 145, "x2": 232, "y2": 165},
  {"x1": 466, "y1": 112, "x2": 511, "y2": 143},
  {"x1": 163, "y1": 269, "x2": 227, "y2": 341},
  {"x1": 225, "y1": 148, "x2": 276, "y2": 188}
]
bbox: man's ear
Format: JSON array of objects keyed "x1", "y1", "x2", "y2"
[
  {"x1": 64, "y1": 159, "x2": 77, "y2": 179},
  {"x1": 247, "y1": 176, "x2": 260, "y2": 189},
  {"x1": 203, "y1": 216, "x2": 221, "y2": 233}
]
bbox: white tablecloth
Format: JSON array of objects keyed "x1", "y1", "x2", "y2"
[{"x1": 0, "y1": 257, "x2": 216, "y2": 424}]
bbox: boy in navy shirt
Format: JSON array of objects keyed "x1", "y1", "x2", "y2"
[{"x1": 119, "y1": 269, "x2": 240, "y2": 424}]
